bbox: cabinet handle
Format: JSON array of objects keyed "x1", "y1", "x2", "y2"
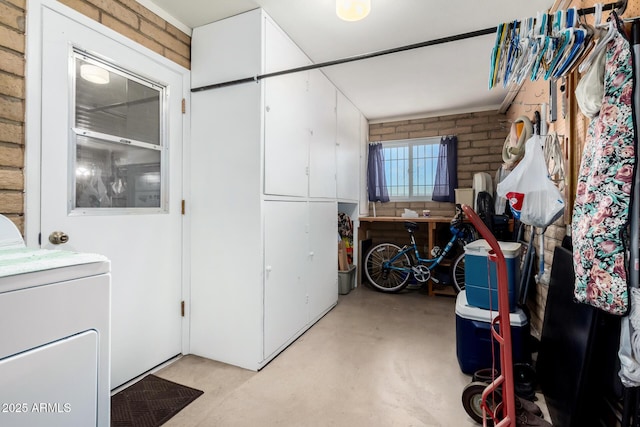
[
  {"x1": 266, "y1": 266, "x2": 272, "y2": 272},
  {"x1": 309, "y1": 252, "x2": 314, "y2": 257}
]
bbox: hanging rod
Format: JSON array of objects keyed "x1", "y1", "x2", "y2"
[
  {"x1": 191, "y1": 26, "x2": 496, "y2": 93},
  {"x1": 578, "y1": 0, "x2": 626, "y2": 16},
  {"x1": 191, "y1": 0, "x2": 627, "y2": 94}
]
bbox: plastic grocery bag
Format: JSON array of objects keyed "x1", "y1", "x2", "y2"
[{"x1": 496, "y1": 135, "x2": 565, "y2": 228}]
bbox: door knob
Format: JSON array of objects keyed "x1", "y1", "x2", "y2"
[{"x1": 49, "y1": 231, "x2": 69, "y2": 245}]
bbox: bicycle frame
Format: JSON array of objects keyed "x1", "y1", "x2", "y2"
[{"x1": 383, "y1": 223, "x2": 466, "y2": 274}]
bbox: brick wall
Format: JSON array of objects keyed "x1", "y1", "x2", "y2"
[
  {"x1": 0, "y1": 0, "x2": 26, "y2": 231},
  {"x1": 368, "y1": 110, "x2": 508, "y2": 216},
  {"x1": 366, "y1": 110, "x2": 509, "y2": 249},
  {"x1": 58, "y1": 0, "x2": 191, "y2": 69},
  {"x1": 0, "y1": 0, "x2": 191, "y2": 234}
]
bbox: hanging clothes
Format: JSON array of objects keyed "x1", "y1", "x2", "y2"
[
  {"x1": 619, "y1": 17, "x2": 640, "y2": 390},
  {"x1": 572, "y1": 14, "x2": 635, "y2": 316}
]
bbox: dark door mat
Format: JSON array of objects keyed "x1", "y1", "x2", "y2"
[{"x1": 111, "y1": 374, "x2": 203, "y2": 426}]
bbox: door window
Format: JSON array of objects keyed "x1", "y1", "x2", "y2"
[{"x1": 71, "y1": 49, "x2": 166, "y2": 211}]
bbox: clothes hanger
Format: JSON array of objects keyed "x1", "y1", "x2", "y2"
[
  {"x1": 497, "y1": 21, "x2": 514, "y2": 87},
  {"x1": 578, "y1": 4, "x2": 616, "y2": 74},
  {"x1": 509, "y1": 17, "x2": 536, "y2": 85},
  {"x1": 537, "y1": 11, "x2": 561, "y2": 80},
  {"x1": 545, "y1": 9, "x2": 576, "y2": 80},
  {"x1": 489, "y1": 23, "x2": 505, "y2": 89},
  {"x1": 503, "y1": 21, "x2": 517, "y2": 85},
  {"x1": 530, "y1": 13, "x2": 551, "y2": 81},
  {"x1": 553, "y1": 13, "x2": 589, "y2": 78},
  {"x1": 489, "y1": 22, "x2": 508, "y2": 89},
  {"x1": 568, "y1": 8, "x2": 597, "y2": 70}
]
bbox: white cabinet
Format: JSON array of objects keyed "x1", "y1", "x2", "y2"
[
  {"x1": 337, "y1": 91, "x2": 362, "y2": 201},
  {"x1": 264, "y1": 68, "x2": 337, "y2": 198},
  {"x1": 307, "y1": 201, "x2": 340, "y2": 318},
  {"x1": 264, "y1": 71, "x2": 310, "y2": 197},
  {"x1": 308, "y1": 71, "x2": 338, "y2": 199},
  {"x1": 263, "y1": 17, "x2": 311, "y2": 197},
  {"x1": 264, "y1": 201, "x2": 309, "y2": 358},
  {"x1": 263, "y1": 200, "x2": 337, "y2": 359},
  {"x1": 190, "y1": 9, "x2": 352, "y2": 370}
]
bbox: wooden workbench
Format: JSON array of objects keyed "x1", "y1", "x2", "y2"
[{"x1": 358, "y1": 216, "x2": 458, "y2": 296}]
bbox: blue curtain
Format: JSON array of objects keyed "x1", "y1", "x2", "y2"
[
  {"x1": 432, "y1": 136, "x2": 458, "y2": 202},
  {"x1": 367, "y1": 143, "x2": 389, "y2": 203}
]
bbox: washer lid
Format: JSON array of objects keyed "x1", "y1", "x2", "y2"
[
  {"x1": 0, "y1": 248, "x2": 110, "y2": 293},
  {"x1": 0, "y1": 215, "x2": 25, "y2": 250}
]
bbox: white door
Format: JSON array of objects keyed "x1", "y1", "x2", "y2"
[
  {"x1": 337, "y1": 91, "x2": 361, "y2": 201},
  {"x1": 308, "y1": 70, "x2": 337, "y2": 199},
  {"x1": 39, "y1": 8, "x2": 184, "y2": 388},
  {"x1": 263, "y1": 18, "x2": 311, "y2": 197},
  {"x1": 263, "y1": 201, "x2": 308, "y2": 359},
  {"x1": 307, "y1": 201, "x2": 338, "y2": 320}
]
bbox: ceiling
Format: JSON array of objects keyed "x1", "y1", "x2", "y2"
[{"x1": 141, "y1": 0, "x2": 554, "y2": 122}]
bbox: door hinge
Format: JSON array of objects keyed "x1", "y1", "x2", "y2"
[
  {"x1": 181, "y1": 98, "x2": 186, "y2": 114},
  {"x1": 181, "y1": 200, "x2": 185, "y2": 215},
  {"x1": 38, "y1": 233, "x2": 41, "y2": 246},
  {"x1": 181, "y1": 301, "x2": 185, "y2": 317}
]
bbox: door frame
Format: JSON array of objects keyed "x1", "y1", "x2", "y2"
[{"x1": 24, "y1": 0, "x2": 192, "y2": 355}]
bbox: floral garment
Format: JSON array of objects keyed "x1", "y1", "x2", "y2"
[{"x1": 572, "y1": 22, "x2": 635, "y2": 316}]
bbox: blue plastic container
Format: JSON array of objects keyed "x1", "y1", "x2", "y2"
[
  {"x1": 455, "y1": 290, "x2": 529, "y2": 375},
  {"x1": 464, "y1": 239, "x2": 521, "y2": 312}
]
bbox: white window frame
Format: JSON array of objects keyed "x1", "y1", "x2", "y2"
[
  {"x1": 69, "y1": 48, "x2": 168, "y2": 214},
  {"x1": 381, "y1": 137, "x2": 441, "y2": 202}
]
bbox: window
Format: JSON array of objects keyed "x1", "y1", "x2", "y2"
[
  {"x1": 381, "y1": 137, "x2": 440, "y2": 200},
  {"x1": 71, "y1": 49, "x2": 166, "y2": 212}
]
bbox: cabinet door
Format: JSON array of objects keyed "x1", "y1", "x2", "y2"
[
  {"x1": 308, "y1": 70, "x2": 337, "y2": 198},
  {"x1": 307, "y1": 201, "x2": 338, "y2": 320},
  {"x1": 263, "y1": 19, "x2": 311, "y2": 197},
  {"x1": 264, "y1": 201, "x2": 309, "y2": 358},
  {"x1": 191, "y1": 9, "x2": 262, "y2": 88},
  {"x1": 264, "y1": 17, "x2": 310, "y2": 73},
  {"x1": 337, "y1": 91, "x2": 361, "y2": 200}
]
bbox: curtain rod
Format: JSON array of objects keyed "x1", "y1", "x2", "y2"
[{"x1": 191, "y1": 0, "x2": 627, "y2": 94}]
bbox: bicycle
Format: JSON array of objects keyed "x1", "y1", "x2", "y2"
[{"x1": 364, "y1": 204, "x2": 477, "y2": 293}]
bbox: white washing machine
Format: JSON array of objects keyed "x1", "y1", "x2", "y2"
[{"x1": 0, "y1": 216, "x2": 110, "y2": 427}]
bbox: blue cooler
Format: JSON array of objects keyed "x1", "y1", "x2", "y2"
[
  {"x1": 455, "y1": 290, "x2": 529, "y2": 375},
  {"x1": 464, "y1": 239, "x2": 521, "y2": 312}
]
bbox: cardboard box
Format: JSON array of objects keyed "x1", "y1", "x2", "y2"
[{"x1": 455, "y1": 188, "x2": 474, "y2": 207}]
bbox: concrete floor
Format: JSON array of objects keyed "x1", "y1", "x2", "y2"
[{"x1": 155, "y1": 284, "x2": 537, "y2": 426}]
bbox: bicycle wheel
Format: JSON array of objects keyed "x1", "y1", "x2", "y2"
[
  {"x1": 457, "y1": 224, "x2": 479, "y2": 247},
  {"x1": 451, "y1": 252, "x2": 466, "y2": 293},
  {"x1": 364, "y1": 243, "x2": 411, "y2": 293}
]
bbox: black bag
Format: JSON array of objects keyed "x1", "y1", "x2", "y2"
[{"x1": 476, "y1": 191, "x2": 495, "y2": 234}]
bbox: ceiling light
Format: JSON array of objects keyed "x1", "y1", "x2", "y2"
[
  {"x1": 80, "y1": 64, "x2": 110, "y2": 85},
  {"x1": 336, "y1": 0, "x2": 371, "y2": 22}
]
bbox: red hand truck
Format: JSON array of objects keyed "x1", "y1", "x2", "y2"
[{"x1": 461, "y1": 204, "x2": 516, "y2": 427}]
